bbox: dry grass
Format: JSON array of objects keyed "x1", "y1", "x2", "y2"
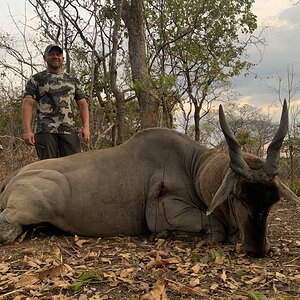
[{"x1": 0, "y1": 136, "x2": 36, "y2": 182}]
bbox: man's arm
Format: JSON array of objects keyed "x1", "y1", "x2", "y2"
[
  {"x1": 22, "y1": 97, "x2": 35, "y2": 146},
  {"x1": 77, "y1": 98, "x2": 90, "y2": 143}
]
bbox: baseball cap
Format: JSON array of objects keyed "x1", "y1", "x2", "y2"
[{"x1": 44, "y1": 44, "x2": 63, "y2": 55}]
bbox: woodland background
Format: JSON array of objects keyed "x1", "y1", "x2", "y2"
[{"x1": 1, "y1": 0, "x2": 300, "y2": 191}]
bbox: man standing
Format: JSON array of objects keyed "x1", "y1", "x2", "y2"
[{"x1": 22, "y1": 44, "x2": 90, "y2": 159}]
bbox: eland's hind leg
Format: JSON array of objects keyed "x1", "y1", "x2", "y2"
[{"x1": 0, "y1": 169, "x2": 71, "y2": 245}]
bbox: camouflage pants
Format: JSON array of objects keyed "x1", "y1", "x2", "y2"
[{"x1": 35, "y1": 133, "x2": 80, "y2": 160}]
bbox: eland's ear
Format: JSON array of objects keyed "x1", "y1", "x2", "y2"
[
  {"x1": 206, "y1": 168, "x2": 238, "y2": 215},
  {"x1": 275, "y1": 177, "x2": 300, "y2": 205}
]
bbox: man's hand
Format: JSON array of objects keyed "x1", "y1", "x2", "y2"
[
  {"x1": 23, "y1": 131, "x2": 35, "y2": 146},
  {"x1": 81, "y1": 127, "x2": 90, "y2": 143}
]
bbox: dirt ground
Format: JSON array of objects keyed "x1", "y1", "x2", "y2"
[{"x1": 0, "y1": 197, "x2": 299, "y2": 300}]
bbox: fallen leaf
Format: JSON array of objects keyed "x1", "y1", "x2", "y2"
[
  {"x1": 146, "y1": 250, "x2": 169, "y2": 259},
  {"x1": 165, "y1": 278, "x2": 206, "y2": 296},
  {"x1": 243, "y1": 276, "x2": 263, "y2": 285},
  {"x1": 210, "y1": 283, "x2": 219, "y2": 290},
  {"x1": 146, "y1": 259, "x2": 162, "y2": 269},
  {"x1": 78, "y1": 269, "x2": 102, "y2": 281},
  {"x1": 38, "y1": 264, "x2": 65, "y2": 280},
  {"x1": 235, "y1": 268, "x2": 247, "y2": 276},
  {"x1": 220, "y1": 270, "x2": 227, "y2": 282},
  {"x1": 52, "y1": 277, "x2": 70, "y2": 288},
  {"x1": 100, "y1": 258, "x2": 112, "y2": 264},
  {"x1": 247, "y1": 290, "x2": 268, "y2": 300},
  {"x1": 189, "y1": 277, "x2": 200, "y2": 287},
  {"x1": 191, "y1": 263, "x2": 201, "y2": 273},
  {"x1": 71, "y1": 270, "x2": 102, "y2": 293},
  {"x1": 15, "y1": 274, "x2": 40, "y2": 289},
  {"x1": 74, "y1": 235, "x2": 90, "y2": 247},
  {"x1": 225, "y1": 280, "x2": 239, "y2": 290},
  {"x1": 0, "y1": 263, "x2": 10, "y2": 273},
  {"x1": 275, "y1": 271, "x2": 286, "y2": 279},
  {"x1": 118, "y1": 276, "x2": 135, "y2": 284},
  {"x1": 214, "y1": 256, "x2": 224, "y2": 265},
  {"x1": 118, "y1": 253, "x2": 131, "y2": 260},
  {"x1": 24, "y1": 256, "x2": 43, "y2": 268},
  {"x1": 52, "y1": 295, "x2": 73, "y2": 300},
  {"x1": 141, "y1": 282, "x2": 168, "y2": 300},
  {"x1": 120, "y1": 268, "x2": 135, "y2": 278}
]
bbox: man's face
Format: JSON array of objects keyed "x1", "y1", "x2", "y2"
[{"x1": 44, "y1": 50, "x2": 64, "y2": 68}]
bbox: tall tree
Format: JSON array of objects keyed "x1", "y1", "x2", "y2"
[
  {"x1": 120, "y1": 0, "x2": 160, "y2": 129},
  {"x1": 145, "y1": 0, "x2": 260, "y2": 140}
]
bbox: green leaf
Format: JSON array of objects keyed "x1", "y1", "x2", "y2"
[
  {"x1": 71, "y1": 281, "x2": 85, "y2": 293},
  {"x1": 78, "y1": 270, "x2": 102, "y2": 281},
  {"x1": 70, "y1": 270, "x2": 103, "y2": 292},
  {"x1": 247, "y1": 290, "x2": 268, "y2": 300},
  {"x1": 200, "y1": 255, "x2": 209, "y2": 264},
  {"x1": 235, "y1": 268, "x2": 247, "y2": 276},
  {"x1": 210, "y1": 248, "x2": 220, "y2": 259}
]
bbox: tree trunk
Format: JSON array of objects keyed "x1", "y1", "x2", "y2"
[
  {"x1": 112, "y1": 0, "x2": 125, "y2": 144},
  {"x1": 194, "y1": 105, "x2": 200, "y2": 142},
  {"x1": 121, "y1": 0, "x2": 159, "y2": 129}
]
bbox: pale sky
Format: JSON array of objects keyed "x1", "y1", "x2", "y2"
[
  {"x1": 233, "y1": 0, "x2": 300, "y2": 116},
  {"x1": 1, "y1": 0, "x2": 299, "y2": 116},
  {"x1": 253, "y1": 0, "x2": 292, "y2": 20}
]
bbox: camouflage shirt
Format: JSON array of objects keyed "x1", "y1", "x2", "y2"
[{"x1": 23, "y1": 70, "x2": 86, "y2": 134}]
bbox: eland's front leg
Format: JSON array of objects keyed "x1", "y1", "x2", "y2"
[{"x1": 146, "y1": 197, "x2": 226, "y2": 243}]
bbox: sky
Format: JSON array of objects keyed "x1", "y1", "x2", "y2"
[
  {"x1": 232, "y1": 0, "x2": 300, "y2": 115},
  {"x1": 0, "y1": 0, "x2": 299, "y2": 116}
]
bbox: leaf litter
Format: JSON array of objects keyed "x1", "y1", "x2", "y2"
[{"x1": 0, "y1": 199, "x2": 299, "y2": 299}]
